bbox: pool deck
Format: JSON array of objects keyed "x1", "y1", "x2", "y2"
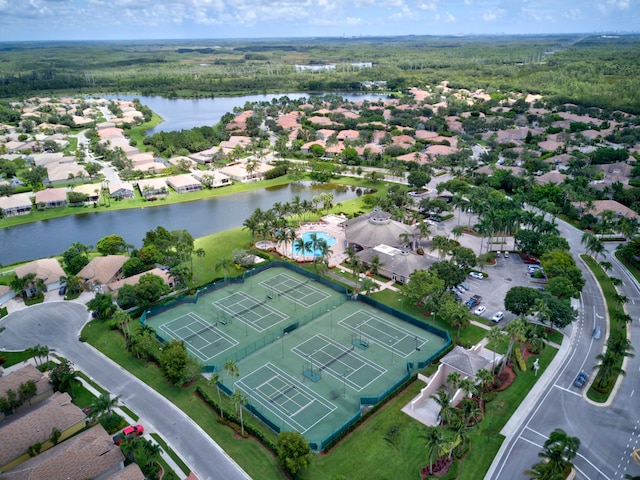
[{"x1": 276, "y1": 221, "x2": 348, "y2": 267}]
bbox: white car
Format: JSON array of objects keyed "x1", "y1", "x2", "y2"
[
  {"x1": 504, "y1": 251, "x2": 509, "y2": 258},
  {"x1": 491, "y1": 311, "x2": 504, "y2": 323},
  {"x1": 469, "y1": 272, "x2": 484, "y2": 280},
  {"x1": 474, "y1": 305, "x2": 486, "y2": 315}
]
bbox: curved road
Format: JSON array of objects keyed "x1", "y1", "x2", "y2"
[
  {"x1": 0, "y1": 301, "x2": 251, "y2": 480},
  {"x1": 487, "y1": 216, "x2": 640, "y2": 479}
]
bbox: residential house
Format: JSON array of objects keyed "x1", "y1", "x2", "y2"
[
  {"x1": 219, "y1": 162, "x2": 275, "y2": 183},
  {"x1": 535, "y1": 171, "x2": 568, "y2": 185},
  {"x1": 14, "y1": 258, "x2": 66, "y2": 295},
  {"x1": 72, "y1": 183, "x2": 102, "y2": 202},
  {"x1": 34, "y1": 188, "x2": 67, "y2": 208},
  {"x1": 0, "y1": 193, "x2": 32, "y2": 217},
  {"x1": 45, "y1": 161, "x2": 89, "y2": 185},
  {"x1": 108, "y1": 181, "x2": 135, "y2": 199},
  {"x1": 0, "y1": 392, "x2": 86, "y2": 471},
  {"x1": 575, "y1": 199, "x2": 640, "y2": 220},
  {"x1": 103, "y1": 463, "x2": 145, "y2": 480},
  {"x1": 473, "y1": 164, "x2": 526, "y2": 177},
  {"x1": 0, "y1": 424, "x2": 125, "y2": 480},
  {"x1": 191, "y1": 170, "x2": 232, "y2": 188},
  {"x1": 0, "y1": 285, "x2": 13, "y2": 305},
  {"x1": 0, "y1": 364, "x2": 53, "y2": 419},
  {"x1": 137, "y1": 178, "x2": 168, "y2": 199},
  {"x1": 596, "y1": 161, "x2": 633, "y2": 185},
  {"x1": 77, "y1": 255, "x2": 128, "y2": 290},
  {"x1": 189, "y1": 146, "x2": 225, "y2": 165},
  {"x1": 166, "y1": 174, "x2": 203, "y2": 193},
  {"x1": 104, "y1": 267, "x2": 173, "y2": 296}
]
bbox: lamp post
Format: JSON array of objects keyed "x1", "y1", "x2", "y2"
[{"x1": 398, "y1": 297, "x2": 403, "y2": 312}]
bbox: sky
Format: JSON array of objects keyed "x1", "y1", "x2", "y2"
[{"x1": 0, "y1": 0, "x2": 638, "y2": 42}]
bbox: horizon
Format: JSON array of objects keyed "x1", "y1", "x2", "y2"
[{"x1": 1, "y1": 0, "x2": 638, "y2": 42}]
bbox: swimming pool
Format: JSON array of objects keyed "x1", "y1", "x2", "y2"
[{"x1": 294, "y1": 231, "x2": 337, "y2": 256}]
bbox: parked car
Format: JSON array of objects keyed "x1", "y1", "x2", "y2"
[
  {"x1": 112, "y1": 425, "x2": 144, "y2": 445},
  {"x1": 528, "y1": 265, "x2": 542, "y2": 272},
  {"x1": 523, "y1": 256, "x2": 541, "y2": 265},
  {"x1": 469, "y1": 272, "x2": 484, "y2": 280},
  {"x1": 58, "y1": 285, "x2": 66, "y2": 296},
  {"x1": 474, "y1": 305, "x2": 486, "y2": 315},
  {"x1": 457, "y1": 283, "x2": 470, "y2": 291},
  {"x1": 491, "y1": 311, "x2": 504, "y2": 323},
  {"x1": 573, "y1": 371, "x2": 589, "y2": 388},
  {"x1": 504, "y1": 251, "x2": 509, "y2": 258},
  {"x1": 472, "y1": 294, "x2": 482, "y2": 302},
  {"x1": 464, "y1": 298, "x2": 478, "y2": 309}
]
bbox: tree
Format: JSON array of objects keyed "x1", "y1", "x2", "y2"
[
  {"x1": 96, "y1": 234, "x2": 129, "y2": 255},
  {"x1": 86, "y1": 292, "x2": 116, "y2": 320},
  {"x1": 223, "y1": 359, "x2": 239, "y2": 384},
  {"x1": 49, "y1": 359, "x2": 80, "y2": 398},
  {"x1": 134, "y1": 273, "x2": 170, "y2": 309},
  {"x1": 22, "y1": 165, "x2": 48, "y2": 189},
  {"x1": 504, "y1": 286, "x2": 540, "y2": 316},
  {"x1": 159, "y1": 340, "x2": 189, "y2": 385},
  {"x1": 93, "y1": 392, "x2": 120, "y2": 416},
  {"x1": 430, "y1": 389, "x2": 452, "y2": 426},
  {"x1": 276, "y1": 431, "x2": 313, "y2": 475},
  {"x1": 429, "y1": 260, "x2": 466, "y2": 289},
  {"x1": 486, "y1": 327, "x2": 505, "y2": 369},
  {"x1": 403, "y1": 269, "x2": 446, "y2": 314},
  {"x1": 209, "y1": 372, "x2": 224, "y2": 419},
  {"x1": 368, "y1": 254, "x2": 384, "y2": 276},
  {"x1": 62, "y1": 241, "x2": 91, "y2": 275},
  {"x1": 408, "y1": 170, "x2": 430, "y2": 190},
  {"x1": 422, "y1": 426, "x2": 446, "y2": 475},
  {"x1": 525, "y1": 429, "x2": 580, "y2": 479},
  {"x1": 215, "y1": 257, "x2": 234, "y2": 281},
  {"x1": 231, "y1": 389, "x2": 248, "y2": 436}
]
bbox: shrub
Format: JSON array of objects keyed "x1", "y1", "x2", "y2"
[
  {"x1": 515, "y1": 349, "x2": 527, "y2": 372},
  {"x1": 100, "y1": 411, "x2": 125, "y2": 434}
]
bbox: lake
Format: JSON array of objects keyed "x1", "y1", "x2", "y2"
[
  {"x1": 100, "y1": 92, "x2": 388, "y2": 133},
  {"x1": 0, "y1": 183, "x2": 362, "y2": 266}
]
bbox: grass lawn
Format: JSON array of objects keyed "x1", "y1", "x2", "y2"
[{"x1": 0, "y1": 349, "x2": 34, "y2": 367}]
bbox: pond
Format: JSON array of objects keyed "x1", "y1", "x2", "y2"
[{"x1": 0, "y1": 183, "x2": 362, "y2": 266}]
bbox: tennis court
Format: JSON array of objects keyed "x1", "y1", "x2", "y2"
[
  {"x1": 338, "y1": 309, "x2": 430, "y2": 358},
  {"x1": 260, "y1": 273, "x2": 330, "y2": 308},
  {"x1": 236, "y1": 363, "x2": 336, "y2": 433},
  {"x1": 159, "y1": 312, "x2": 238, "y2": 362},
  {"x1": 212, "y1": 291, "x2": 289, "y2": 332},
  {"x1": 292, "y1": 333, "x2": 386, "y2": 392}
]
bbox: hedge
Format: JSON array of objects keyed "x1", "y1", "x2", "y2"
[{"x1": 515, "y1": 349, "x2": 526, "y2": 372}]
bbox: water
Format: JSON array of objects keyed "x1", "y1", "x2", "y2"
[
  {"x1": 294, "y1": 231, "x2": 338, "y2": 257},
  {"x1": 0, "y1": 183, "x2": 362, "y2": 266},
  {"x1": 100, "y1": 92, "x2": 389, "y2": 133}
]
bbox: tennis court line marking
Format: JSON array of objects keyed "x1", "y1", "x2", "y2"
[
  {"x1": 292, "y1": 333, "x2": 386, "y2": 392},
  {"x1": 260, "y1": 273, "x2": 330, "y2": 308},
  {"x1": 237, "y1": 363, "x2": 336, "y2": 434},
  {"x1": 159, "y1": 312, "x2": 238, "y2": 362},
  {"x1": 339, "y1": 309, "x2": 429, "y2": 358},
  {"x1": 212, "y1": 291, "x2": 288, "y2": 332}
]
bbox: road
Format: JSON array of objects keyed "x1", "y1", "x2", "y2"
[
  {"x1": 0, "y1": 301, "x2": 252, "y2": 480},
  {"x1": 486, "y1": 216, "x2": 640, "y2": 480}
]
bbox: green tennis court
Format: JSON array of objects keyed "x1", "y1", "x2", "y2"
[
  {"x1": 339, "y1": 309, "x2": 430, "y2": 358},
  {"x1": 143, "y1": 264, "x2": 450, "y2": 450}
]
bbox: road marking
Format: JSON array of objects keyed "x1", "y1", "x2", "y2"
[
  {"x1": 631, "y1": 389, "x2": 635, "y2": 397},
  {"x1": 554, "y1": 384, "x2": 582, "y2": 396}
]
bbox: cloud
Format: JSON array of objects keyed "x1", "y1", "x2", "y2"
[
  {"x1": 417, "y1": 2, "x2": 438, "y2": 11},
  {"x1": 482, "y1": 8, "x2": 506, "y2": 22},
  {"x1": 562, "y1": 8, "x2": 583, "y2": 21}
]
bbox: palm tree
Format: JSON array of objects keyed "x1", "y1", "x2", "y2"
[
  {"x1": 430, "y1": 389, "x2": 452, "y2": 426},
  {"x1": 459, "y1": 397, "x2": 483, "y2": 426},
  {"x1": 503, "y1": 318, "x2": 528, "y2": 374},
  {"x1": 593, "y1": 350, "x2": 624, "y2": 388},
  {"x1": 476, "y1": 368, "x2": 494, "y2": 401},
  {"x1": 486, "y1": 327, "x2": 505, "y2": 370},
  {"x1": 527, "y1": 428, "x2": 580, "y2": 479},
  {"x1": 447, "y1": 414, "x2": 470, "y2": 460},
  {"x1": 368, "y1": 255, "x2": 383, "y2": 276},
  {"x1": 458, "y1": 378, "x2": 477, "y2": 399},
  {"x1": 421, "y1": 426, "x2": 446, "y2": 475},
  {"x1": 231, "y1": 389, "x2": 248, "y2": 436},
  {"x1": 606, "y1": 332, "x2": 635, "y2": 360},
  {"x1": 446, "y1": 371, "x2": 462, "y2": 392},
  {"x1": 93, "y1": 392, "x2": 120, "y2": 416},
  {"x1": 223, "y1": 359, "x2": 239, "y2": 384},
  {"x1": 209, "y1": 372, "x2": 224, "y2": 419},
  {"x1": 215, "y1": 257, "x2": 234, "y2": 281}
]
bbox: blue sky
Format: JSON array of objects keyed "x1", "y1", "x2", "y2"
[{"x1": 1, "y1": 0, "x2": 638, "y2": 41}]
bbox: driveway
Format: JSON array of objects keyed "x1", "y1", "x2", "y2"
[{"x1": 0, "y1": 302, "x2": 251, "y2": 480}]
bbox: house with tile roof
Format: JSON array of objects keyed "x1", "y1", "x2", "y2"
[
  {"x1": 0, "y1": 392, "x2": 87, "y2": 471},
  {"x1": 535, "y1": 171, "x2": 568, "y2": 185},
  {"x1": 102, "y1": 463, "x2": 145, "y2": 480},
  {"x1": 77, "y1": 255, "x2": 128, "y2": 289},
  {"x1": 0, "y1": 364, "x2": 53, "y2": 418},
  {"x1": 0, "y1": 424, "x2": 125, "y2": 480},
  {"x1": 191, "y1": 170, "x2": 232, "y2": 189},
  {"x1": 136, "y1": 178, "x2": 168, "y2": 199},
  {"x1": 34, "y1": 188, "x2": 67, "y2": 209},
  {"x1": 104, "y1": 267, "x2": 173, "y2": 296},
  {"x1": 14, "y1": 258, "x2": 66, "y2": 296},
  {"x1": 0, "y1": 193, "x2": 32, "y2": 217},
  {"x1": 166, "y1": 174, "x2": 203, "y2": 193},
  {"x1": 108, "y1": 181, "x2": 135, "y2": 199}
]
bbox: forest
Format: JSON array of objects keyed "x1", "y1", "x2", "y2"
[{"x1": 0, "y1": 34, "x2": 639, "y2": 112}]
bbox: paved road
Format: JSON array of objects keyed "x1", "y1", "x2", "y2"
[
  {"x1": 0, "y1": 301, "x2": 252, "y2": 480},
  {"x1": 486, "y1": 216, "x2": 640, "y2": 479}
]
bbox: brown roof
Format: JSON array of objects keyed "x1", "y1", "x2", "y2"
[
  {"x1": 0, "y1": 392, "x2": 86, "y2": 467},
  {"x1": 34, "y1": 188, "x2": 67, "y2": 204},
  {"x1": 77, "y1": 255, "x2": 128, "y2": 285},
  {"x1": 102, "y1": 463, "x2": 145, "y2": 480},
  {"x1": 104, "y1": 267, "x2": 172, "y2": 294},
  {"x1": 1, "y1": 424, "x2": 124, "y2": 480},
  {"x1": 0, "y1": 365, "x2": 50, "y2": 399},
  {"x1": 14, "y1": 258, "x2": 65, "y2": 286}
]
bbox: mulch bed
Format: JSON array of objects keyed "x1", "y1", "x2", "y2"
[{"x1": 421, "y1": 457, "x2": 453, "y2": 479}]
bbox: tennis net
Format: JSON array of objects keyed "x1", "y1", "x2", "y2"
[
  {"x1": 280, "y1": 280, "x2": 308, "y2": 295},
  {"x1": 319, "y1": 347, "x2": 352, "y2": 370},
  {"x1": 269, "y1": 385, "x2": 296, "y2": 403},
  {"x1": 233, "y1": 299, "x2": 267, "y2": 318},
  {"x1": 183, "y1": 324, "x2": 216, "y2": 342}
]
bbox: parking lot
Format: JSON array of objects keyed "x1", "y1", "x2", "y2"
[{"x1": 461, "y1": 253, "x2": 545, "y2": 326}]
